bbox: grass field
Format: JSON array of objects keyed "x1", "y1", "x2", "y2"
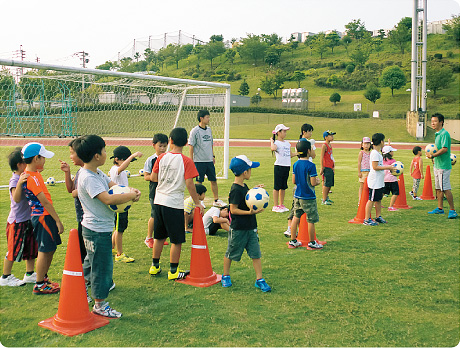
[{"x1": 0, "y1": 144, "x2": 459, "y2": 347}]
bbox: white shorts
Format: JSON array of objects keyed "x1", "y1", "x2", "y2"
[{"x1": 434, "y1": 168, "x2": 451, "y2": 191}]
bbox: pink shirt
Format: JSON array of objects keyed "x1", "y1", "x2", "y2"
[
  {"x1": 360, "y1": 150, "x2": 370, "y2": 171},
  {"x1": 383, "y1": 158, "x2": 397, "y2": 182}
]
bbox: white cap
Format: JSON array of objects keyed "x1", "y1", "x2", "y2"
[
  {"x1": 382, "y1": 145, "x2": 397, "y2": 154},
  {"x1": 21, "y1": 142, "x2": 55, "y2": 159},
  {"x1": 272, "y1": 124, "x2": 290, "y2": 134}
]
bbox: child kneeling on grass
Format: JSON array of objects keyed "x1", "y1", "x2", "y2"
[{"x1": 202, "y1": 205, "x2": 230, "y2": 235}]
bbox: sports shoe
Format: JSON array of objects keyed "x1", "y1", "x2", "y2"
[
  {"x1": 86, "y1": 287, "x2": 92, "y2": 303},
  {"x1": 115, "y1": 253, "x2": 135, "y2": 263},
  {"x1": 23, "y1": 272, "x2": 37, "y2": 283},
  {"x1": 307, "y1": 241, "x2": 323, "y2": 249},
  {"x1": 168, "y1": 269, "x2": 190, "y2": 280},
  {"x1": 283, "y1": 229, "x2": 291, "y2": 238},
  {"x1": 33, "y1": 283, "x2": 59, "y2": 295},
  {"x1": 0, "y1": 274, "x2": 26, "y2": 287},
  {"x1": 448, "y1": 210, "x2": 458, "y2": 219},
  {"x1": 92, "y1": 301, "x2": 122, "y2": 319},
  {"x1": 272, "y1": 205, "x2": 281, "y2": 212},
  {"x1": 149, "y1": 265, "x2": 161, "y2": 275},
  {"x1": 428, "y1": 207, "x2": 444, "y2": 214},
  {"x1": 326, "y1": 197, "x2": 334, "y2": 203},
  {"x1": 144, "y1": 237, "x2": 154, "y2": 248},
  {"x1": 375, "y1": 216, "x2": 387, "y2": 224},
  {"x1": 363, "y1": 218, "x2": 378, "y2": 226},
  {"x1": 388, "y1": 207, "x2": 399, "y2": 211},
  {"x1": 414, "y1": 196, "x2": 423, "y2": 201},
  {"x1": 278, "y1": 205, "x2": 290, "y2": 212},
  {"x1": 288, "y1": 239, "x2": 302, "y2": 248},
  {"x1": 213, "y1": 199, "x2": 226, "y2": 208},
  {"x1": 221, "y1": 275, "x2": 232, "y2": 287},
  {"x1": 112, "y1": 249, "x2": 117, "y2": 255},
  {"x1": 321, "y1": 200, "x2": 332, "y2": 205},
  {"x1": 255, "y1": 278, "x2": 271, "y2": 292},
  {"x1": 109, "y1": 280, "x2": 116, "y2": 291},
  {"x1": 409, "y1": 191, "x2": 415, "y2": 199},
  {"x1": 44, "y1": 277, "x2": 60, "y2": 289}
]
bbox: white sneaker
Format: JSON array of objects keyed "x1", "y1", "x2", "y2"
[
  {"x1": 92, "y1": 301, "x2": 122, "y2": 318},
  {"x1": 279, "y1": 205, "x2": 290, "y2": 212},
  {"x1": 283, "y1": 229, "x2": 291, "y2": 238},
  {"x1": 213, "y1": 199, "x2": 226, "y2": 208},
  {"x1": 23, "y1": 272, "x2": 37, "y2": 283},
  {"x1": 272, "y1": 205, "x2": 281, "y2": 212},
  {"x1": 308, "y1": 241, "x2": 323, "y2": 249},
  {"x1": 0, "y1": 274, "x2": 26, "y2": 287},
  {"x1": 288, "y1": 239, "x2": 302, "y2": 248}
]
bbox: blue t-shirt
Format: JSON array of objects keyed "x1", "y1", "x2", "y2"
[{"x1": 293, "y1": 159, "x2": 317, "y2": 200}]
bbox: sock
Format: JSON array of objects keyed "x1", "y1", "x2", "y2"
[
  {"x1": 26, "y1": 271, "x2": 34, "y2": 276},
  {"x1": 36, "y1": 280, "x2": 44, "y2": 287},
  {"x1": 287, "y1": 227, "x2": 291, "y2": 232},
  {"x1": 170, "y1": 263, "x2": 178, "y2": 274},
  {"x1": 152, "y1": 258, "x2": 160, "y2": 268},
  {"x1": 2, "y1": 274, "x2": 10, "y2": 279}
]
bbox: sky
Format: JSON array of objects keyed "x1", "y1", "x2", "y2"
[{"x1": 2, "y1": 0, "x2": 459, "y2": 69}]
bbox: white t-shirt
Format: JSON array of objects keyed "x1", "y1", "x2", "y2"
[
  {"x1": 203, "y1": 206, "x2": 221, "y2": 234},
  {"x1": 109, "y1": 165, "x2": 129, "y2": 186},
  {"x1": 367, "y1": 149, "x2": 385, "y2": 189},
  {"x1": 274, "y1": 140, "x2": 291, "y2": 167}
]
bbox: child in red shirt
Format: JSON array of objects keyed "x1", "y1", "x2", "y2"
[{"x1": 409, "y1": 146, "x2": 424, "y2": 200}]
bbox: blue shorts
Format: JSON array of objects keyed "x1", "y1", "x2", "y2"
[
  {"x1": 195, "y1": 162, "x2": 217, "y2": 182},
  {"x1": 32, "y1": 215, "x2": 62, "y2": 253}
]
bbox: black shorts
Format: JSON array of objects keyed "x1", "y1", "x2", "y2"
[
  {"x1": 274, "y1": 165, "x2": 290, "y2": 191},
  {"x1": 383, "y1": 181, "x2": 399, "y2": 195},
  {"x1": 195, "y1": 162, "x2": 217, "y2": 182},
  {"x1": 77, "y1": 221, "x2": 87, "y2": 263},
  {"x1": 153, "y1": 205, "x2": 185, "y2": 244},
  {"x1": 114, "y1": 211, "x2": 128, "y2": 233},
  {"x1": 208, "y1": 222, "x2": 220, "y2": 236},
  {"x1": 322, "y1": 167, "x2": 334, "y2": 187},
  {"x1": 32, "y1": 215, "x2": 62, "y2": 253},
  {"x1": 369, "y1": 187, "x2": 384, "y2": 202}
]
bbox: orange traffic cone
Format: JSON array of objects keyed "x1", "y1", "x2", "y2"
[
  {"x1": 349, "y1": 177, "x2": 370, "y2": 223},
  {"x1": 177, "y1": 207, "x2": 221, "y2": 287},
  {"x1": 38, "y1": 229, "x2": 109, "y2": 336},
  {"x1": 287, "y1": 213, "x2": 326, "y2": 249},
  {"x1": 420, "y1": 165, "x2": 435, "y2": 200},
  {"x1": 393, "y1": 173, "x2": 412, "y2": 209}
]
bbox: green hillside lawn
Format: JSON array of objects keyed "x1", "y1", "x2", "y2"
[{"x1": 0, "y1": 145, "x2": 458, "y2": 347}]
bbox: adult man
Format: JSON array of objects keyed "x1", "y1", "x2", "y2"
[{"x1": 426, "y1": 113, "x2": 458, "y2": 219}]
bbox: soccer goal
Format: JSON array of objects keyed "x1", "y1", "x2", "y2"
[{"x1": 0, "y1": 59, "x2": 231, "y2": 181}]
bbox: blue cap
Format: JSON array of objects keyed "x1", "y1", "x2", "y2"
[
  {"x1": 323, "y1": 130, "x2": 336, "y2": 138},
  {"x1": 21, "y1": 142, "x2": 55, "y2": 159},
  {"x1": 229, "y1": 155, "x2": 260, "y2": 176}
]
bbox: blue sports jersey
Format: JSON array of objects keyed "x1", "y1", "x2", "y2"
[{"x1": 293, "y1": 159, "x2": 317, "y2": 200}]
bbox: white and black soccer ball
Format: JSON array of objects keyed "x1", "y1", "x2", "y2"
[
  {"x1": 139, "y1": 169, "x2": 145, "y2": 175},
  {"x1": 392, "y1": 161, "x2": 404, "y2": 176},
  {"x1": 124, "y1": 170, "x2": 131, "y2": 178},
  {"x1": 46, "y1": 177, "x2": 56, "y2": 185},
  {"x1": 451, "y1": 153, "x2": 457, "y2": 166},
  {"x1": 107, "y1": 185, "x2": 132, "y2": 213},
  {"x1": 425, "y1": 144, "x2": 438, "y2": 156},
  {"x1": 245, "y1": 187, "x2": 270, "y2": 211}
]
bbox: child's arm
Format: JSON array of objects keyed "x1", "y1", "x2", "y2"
[
  {"x1": 310, "y1": 139, "x2": 316, "y2": 159},
  {"x1": 410, "y1": 160, "x2": 415, "y2": 175},
  {"x1": 372, "y1": 160, "x2": 395, "y2": 173},
  {"x1": 71, "y1": 189, "x2": 78, "y2": 199},
  {"x1": 357, "y1": 151, "x2": 363, "y2": 178},
  {"x1": 12, "y1": 173, "x2": 29, "y2": 203},
  {"x1": 96, "y1": 189, "x2": 138, "y2": 206},
  {"x1": 320, "y1": 144, "x2": 326, "y2": 174},
  {"x1": 185, "y1": 178, "x2": 203, "y2": 215},
  {"x1": 189, "y1": 145, "x2": 194, "y2": 161},
  {"x1": 59, "y1": 160, "x2": 74, "y2": 193},
  {"x1": 144, "y1": 171, "x2": 153, "y2": 182},
  {"x1": 292, "y1": 173, "x2": 296, "y2": 185},
  {"x1": 116, "y1": 152, "x2": 143, "y2": 174},
  {"x1": 310, "y1": 176, "x2": 321, "y2": 187},
  {"x1": 35, "y1": 192, "x2": 64, "y2": 234},
  {"x1": 230, "y1": 203, "x2": 263, "y2": 215},
  {"x1": 270, "y1": 138, "x2": 277, "y2": 151},
  {"x1": 420, "y1": 158, "x2": 424, "y2": 179},
  {"x1": 213, "y1": 216, "x2": 230, "y2": 224}
]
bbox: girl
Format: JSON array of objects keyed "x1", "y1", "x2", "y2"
[
  {"x1": 382, "y1": 145, "x2": 399, "y2": 211},
  {"x1": 358, "y1": 137, "x2": 372, "y2": 203},
  {"x1": 270, "y1": 124, "x2": 295, "y2": 213}
]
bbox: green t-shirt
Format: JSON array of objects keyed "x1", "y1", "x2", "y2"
[{"x1": 434, "y1": 128, "x2": 451, "y2": 170}]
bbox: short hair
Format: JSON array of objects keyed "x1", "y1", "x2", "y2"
[
  {"x1": 371, "y1": 133, "x2": 385, "y2": 146},
  {"x1": 68, "y1": 138, "x2": 78, "y2": 148},
  {"x1": 300, "y1": 123, "x2": 314, "y2": 139},
  {"x1": 170, "y1": 127, "x2": 188, "y2": 147},
  {"x1": 296, "y1": 139, "x2": 311, "y2": 158},
  {"x1": 197, "y1": 109, "x2": 210, "y2": 122},
  {"x1": 432, "y1": 113, "x2": 444, "y2": 126},
  {"x1": 195, "y1": 183, "x2": 207, "y2": 195},
  {"x1": 153, "y1": 133, "x2": 168, "y2": 144},
  {"x1": 74, "y1": 135, "x2": 106, "y2": 163},
  {"x1": 8, "y1": 148, "x2": 24, "y2": 171},
  {"x1": 24, "y1": 155, "x2": 39, "y2": 164},
  {"x1": 412, "y1": 146, "x2": 422, "y2": 155}
]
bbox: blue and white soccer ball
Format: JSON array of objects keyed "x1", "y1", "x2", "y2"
[
  {"x1": 139, "y1": 169, "x2": 145, "y2": 175},
  {"x1": 451, "y1": 153, "x2": 457, "y2": 166},
  {"x1": 392, "y1": 161, "x2": 404, "y2": 176},
  {"x1": 245, "y1": 187, "x2": 270, "y2": 211},
  {"x1": 425, "y1": 144, "x2": 438, "y2": 157},
  {"x1": 124, "y1": 170, "x2": 131, "y2": 178},
  {"x1": 46, "y1": 177, "x2": 56, "y2": 185},
  {"x1": 107, "y1": 185, "x2": 132, "y2": 213}
]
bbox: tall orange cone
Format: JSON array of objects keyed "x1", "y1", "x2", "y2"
[
  {"x1": 393, "y1": 173, "x2": 412, "y2": 209},
  {"x1": 349, "y1": 177, "x2": 370, "y2": 223},
  {"x1": 38, "y1": 229, "x2": 109, "y2": 336},
  {"x1": 420, "y1": 165, "x2": 435, "y2": 200},
  {"x1": 287, "y1": 213, "x2": 327, "y2": 249},
  {"x1": 177, "y1": 207, "x2": 221, "y2": 287}
]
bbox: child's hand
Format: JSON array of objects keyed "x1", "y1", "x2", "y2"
[
  {"x1": 130, "y1": 188, "x2": 141, "y2": 202},
  {"x1": 255, "y1": 184, "x2": 265, "y2": 188},
  {"x1": 57, "y1": 221, "x2": 64, "y2": 235},
  {"x1": 134, "y1": 151, "x2": 143, "y2": 158},
  {"x1": 18, "y1": 172, "x2": 29, "y2": 184},
  {"x1": 358, "y1": 172, "x2": 362, "y2": 178},
  {"x1": 59, "y1": 159, "x2": 70, "y2": 172},
  {"x1": 389, "y1": 167, "x2": 397, "y2": 175},
  {"x1": 270, "y1": 138, "x2": 274, "y2": 144},
  {"x1": 316, "y1": 176, "x2": 321, "y2": 185},
  {"x1": 251, "y1": 207, "x2": 264, "y2": 214}
]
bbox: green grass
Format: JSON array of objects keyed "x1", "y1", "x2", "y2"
[{"x1": 0, "y1": 145, "x2": 459, "y2": 347}]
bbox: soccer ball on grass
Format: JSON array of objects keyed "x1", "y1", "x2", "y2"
[
  {"x1": 124, "y1": 170, "x2": 131, "y2": 178},
  {"x1": 46, "y1": 177, "x2": 56, "y2": 185},
  {"x1": 107, "y1": 185, "x2": 132, "y2": 213},
  {"x1": 139, "y1": 169, "x2": 145, "y2": 175},
  {"x1": 245, "y1": 187, "x2": 270, "y2": 211},
  {"x1": 392, "y1": 161, "x2": 404, "y2": 176}
]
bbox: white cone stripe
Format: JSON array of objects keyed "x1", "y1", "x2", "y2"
[
  {"x1": 191, "y1": 244, "x2": 207, "y2": 249},
  {"x1": 63, "y1": 270, "x2": 83, "y2": 277}
]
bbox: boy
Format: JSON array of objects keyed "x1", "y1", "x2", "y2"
[
  {"x1": 202, "y1": 205, "x2": 230, "y2": 235},
  {"x1": 1, "y1": 149, "x2": 37, "y2": 287},
  {"x1": 320, "y1": 130, "x2": 335, "y2": 205},
  {"x1": 149, "y1": 127, "x2": 203, "y2": 280},
  {"x1": 364, "y1": 133, "x2": 396, "y2": 226},
  {"x1": 184, "y1": 183, "x2": 207, "y2": 233},
  {"x1": 289, "y1": 140, "x2": 323, "y2": 249},
  {"x1": 143, "y1": 133, "x2": 168, "y2": 248},
  {"x1": 21, "y1": 142, "x2": 63, "y2": 295},
  {"x1": 188, "y1": 109, "x2": 226, "y2": 208},
  {"x1": 75, "y1": 135, "x2": 141, "y2": 318},
  {"x1": 409, "y1": 146, "x2": 423, "y2": 200},
  {"x1": 109, "y1": 146, "x2": 143, "y2": 262},
  {"x1": 222, "y1": 155, "x2": 271, "y2": 292}
]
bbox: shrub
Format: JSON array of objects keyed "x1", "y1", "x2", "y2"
[
  {"x1": 346, "y1": 64, "x2": 355, "y2": 73},
  {"x1": 230, "y1": 106, "x2": 370, "y2": 119},
  {"x1": 434, "y1": 53, "x2": 443, "y2": 59},
  {"x1": 192, "y1": 73, "x2": 199, "y2": 79},
  {"x1": 329, "y1": 92, "x2": 341, "y2": 105},
  {"x1": 446, "y1": 51, "x2": 454, "y2": 58},
  {"x1": 250, "y1": 94, "x2": 262, "y2": 104}
]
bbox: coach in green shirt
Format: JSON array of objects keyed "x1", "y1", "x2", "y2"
[{"x1": 426, "y1": 113, "x2": 457, "y2": 219}]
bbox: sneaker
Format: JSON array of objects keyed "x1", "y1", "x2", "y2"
[
  {"x1": 448, "y1": 210, "x2": 458, "y2": 219},
  {"x1": 112, "y1": 249, "x2": 117, "y2": 255},
  {"x1": 149, "y1": 265, "x2": 161, "y2": 275},
  {"x1": 255, "y1": 278, "x2": 271, "y2": 292},
  {"x1": 0, "y1": 274, "x2": 26, "y2": 287},
  {"x1": 33, "y1": 283, "x2": 59, "y2": 295},
  {"x1": 307, "y1": 241, "x2": 323, "y2": 249},
  {"x1": 414, "y1": 196, "x2": 423, "y2": 201},
  {"x1": 375, "y1": 216, "x2": 387, "y2": 224},
  {"x1": 409, "y1": 191, "x2": 415, "y2": 199},
  {"x1": 23, "y1": 272, "x2": 37, "y2": 283},
  {"x1": 326, "y1": 197, "x2": 334, "y2": 203},
  {"x1": 388, "y1": 207, "x2": 399, "y2": 211},
  {"x1": 144, "y1": 237, "x2": 154, "y2": 248},
  {"x1": 428, "y1": 207, "x2": 444, "y2": 214},
  {"x1": 283, "y1": 229, "x2": 291, "y2": 238},
  {"x1": 86, "y1": 288, "x2": 92, "y2": 303},
  {"x1": 278, "y1": 205, "x2": 290, "y2": 212},
  {"x1": 221, "y1": 275, "x2": 232, "y2": 288},
  {"x1": 213, "y1": 199, "x2": 226, "y2": 208},
  {"x1": 168, "y1": 269, "x2": 190, "y2": 280},
  {"x1": 363, "y1": 218, "x2": 378, "y2": 226},
  {"x1": 272, "y1": 205, "x2": 281, "y2": 212},
  {"x1": 92, "y1": 301, "x2": 122, "y2": 319},
  {"x1": 288, "y1": 239, "x2": 302, "y2": 248},
  {"x1": 321, "y1": 200, "x2": 332, "y2": 205},
  {"x1": 109, "y1": 280, "x2": 116, "y2": 291},
  {"x1": 44, "y1": 277, "x2": 60, "y2": 289},
  {"x1": 115, "y1": 253, "x2": 135, "y2": 263}
]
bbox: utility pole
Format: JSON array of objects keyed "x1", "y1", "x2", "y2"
[{"x1": 77, "y1": 51, "x2": 89, "y2": 102}]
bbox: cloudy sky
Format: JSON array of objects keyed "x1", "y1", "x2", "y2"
[{"x1": 2, "y1": 0, "x2": 459, "y2": 69}]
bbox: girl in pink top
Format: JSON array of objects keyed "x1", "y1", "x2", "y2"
[
  {"x1": 382, "y1": 145, "x2": 399, "y2": 211},
  {"x1": 358, "y1": 137, "x2": 372, "y2": 202}
]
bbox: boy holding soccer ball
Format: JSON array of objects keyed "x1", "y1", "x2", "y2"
[{"x1": 222, "y1": 155, "x2": 271, "y2": 292}]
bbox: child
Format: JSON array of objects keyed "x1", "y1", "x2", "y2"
[
  {"x1": 409, "y1": 146, "x2": 424, "y2": 200},
  {"x1": 364, "y1": 134, "x2": 396, "y2": 226},
  {"x1": 1, "y1": 149, "x2": 37, "y2": 287},
  {"x1": 75, "y1": 134, "x2": 141, "y2": 318},
  {"x1": 184, "y1": 183, "x2": 207, "y2": 233},
  {"x1": 382, "y1": 145, "x2": 400, "y2": 211},
  {"x1": 289, "y1": 140, "x2": 323, "y2": 249},
  {"x1": 143, "y1": 133, "x2": 168, "y2": 248},
  {"x1": 109, "y1": 146, "x2": 143, "y2": 263},
  {"x1": 203, "y1": 205, "x2": 230, "y2": 235},
  {"x1": 221, "y1": 155, "x2": 271, "y2": 292},
  {"x1": 270, "y1": 124, "x2": 295, "y2": 213},
  {"x1": 149, "y1": 127, "x2": 203, "y2": 280},
  {"x1": 358, "y1": 137, "x2": 372, "y2": 202},
  {"x1": 320, "y1": 130, "x2": 336, "y2": 205},
  {"x1": 21, "y1": 142, "x2": 64, "y2": 295}
]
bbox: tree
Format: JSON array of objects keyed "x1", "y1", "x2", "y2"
[
  {"x1": 209, "y1": 34, "x2": 224, "y2": 42},
  {"x1": 364, "y1": 84, "x2": 382, "y2": 103},
  {"x1": 388, "y1": 17, "x2": 412, "y2": 54},
  {"x1": 291, "y1": 70, "x2": 306, "y2": 87},
  {"x1": 329, "y1": 92, "x2": 341, "y2": 106},
  {"x1": 443, "y1": 14, "x2": 460, "y2": 42},
  {"x1": 225, "y1": 48, "x2": 236, "y2": 64},
  {"x1": 426, "y1": 61, "x2": 454, "y2": 96},
  {"x1": 260, "y1": 76, "x2": 277, "y2": 98},
  {"x1": 314, "y1": 33, "x2": 328, "y2": 59},
  {"x1": 345, "y1": 19, "x2": 367, "y2": 40},
  {"x1": 326, "y1": 31, "x2": 341, "y2": 53},
  {"x1": 380, "y1": 65, "x2": 407, "y2": 96},
  {"x1": 200, "y1": 40, "x2": 225, "y2": 68},
  {"x1": 304, "y1": 35, "x2": 316, "y2": 56},
  {"x1": 341, "y1": 35, "x2": 352, "y2": 56},
  {"x1": 349, "y1": 43, "x2": 371, "y2": 68},
  {"x1": 0, "y1": 71, "x2": 15, "y2": 106},
  {"x1": 238, "y1": 80, "x2": 250, "y2": 96},
  {"x1": 237, "y1": 34, "x2": 268, "y2": 66},
  {"x1": 96, "y1": 61, "x2": 114, "y2": 71},
  {"x1": 261, "y1": 33, "x2": 283, "y2": 46},
  {"x1": 134, "y1": 52, "x2": 140, "y2": 62}
]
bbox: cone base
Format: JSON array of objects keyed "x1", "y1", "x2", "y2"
[
  {"x1": 38, "y1": 312, "x2": 109, "y2": 337},
  {"x1": 393, "y1": 205, "x2": 412, "y2": 209},
  {"x1": 420, "y1": 195, "x2": 435, "y2": 200},
  {"x1": 348, "y1": 217, "x2": 364, "y2": 224},
  {"x1": 176, "y1": 272, "x2": 222, "y2": 287}
]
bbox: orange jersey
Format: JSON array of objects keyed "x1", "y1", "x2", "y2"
[{"x1": 22, "y1": 171, "x2": 52, "y2": 216}]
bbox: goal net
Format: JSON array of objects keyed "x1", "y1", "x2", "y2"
[{"x1": 0, "y1": 59, "x2": 230, "y2": 186}]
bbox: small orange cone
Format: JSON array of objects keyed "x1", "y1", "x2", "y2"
[
  {"x1": 420, "y1": 165, "x2": 435, "y2": 200},
  {"x1": 349, "y1": 177, "x2": 370, "y2": 223},
  {"x1": 287, "y1": 213, "x2": 326, "y2": 249},
  {"x1": 177, "y1": 207, "x2": 221, "y2": 287},
  {"x1": 393, "y1": 173, "x2": 412, "y2": 209},
  {"x1": 38, "y1": 229, "x2": 109, "y2": 336}
]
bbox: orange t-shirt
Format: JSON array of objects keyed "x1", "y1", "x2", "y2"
[
  {"x1": 411, "y1": 156, "x2": 422, "y2": 179},
  {"x1": 22, "y1": 171, "x2": 52, "y2": 216}
]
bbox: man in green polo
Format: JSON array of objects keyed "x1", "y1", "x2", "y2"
[{"x1": 426, "y1": 113, "x2": 457, "y2": 219}]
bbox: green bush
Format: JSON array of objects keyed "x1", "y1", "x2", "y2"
[
  {"x1": 192, "y1": 73, "x2": 199, "y2": 79},
  {"x1": 230, "y1": 106, "x2": 370, "y2": 119},
  {"x1": 434, "y1": 53, "x2": 443, "y2": 59}
]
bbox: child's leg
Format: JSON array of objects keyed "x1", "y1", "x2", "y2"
[
  {"x1": 273, "y1": 189, "x2": 279, "y2": 206},
  {"x1": 389, "y1": 194, "x2": 398, "y2": 208},
  {"x1": 279, "y1": 189, "x2": 285, "y2": 206},
  {"x1": 152, "y1": 238, "x2": 166, "y2": 259},
  {"x1": 115, "y1": 231, "x2": 123, "y2": 255},
  {"x1": 290, "y1": 216, "x2": 300, "y2": 240},
  {"x1": 2, "y1": 259, "x2": 13, "y2": 276},
  {"x1": 308, "y1": 222, "x2": 315, "y2": 242},
  {"x1": 252, "y1": 258, "x2": 262, "y2": 279},
  {"x1": 36, "y1": 251, "x2": 55, "y2": 282},
  {"x1": 359, "y1": 182, "x2": 363, "y2": 201},
  {"x1": 220, "y1": 222, "x2": 230, "y2": 232},
  {"x1": 112, "y1": 231, "x2": 117, "y2": 250},
  {"x1": 322, "y1": 185, "x2": 330, "y2": 201},
  {"x1": 210, "y1": 181, "x2": 219, "y2": 201},
  {"x1": 374, "y1": 200, "x2": 382, "y2": 217},
  {"x1": 169, "y1": 243, "x2": 182, "y2": 264},
  {"x1": 25, "y1": 259, "x2": 35, "y2": 273},
  {"x1": 147, "y1": 217, "x2": 154, "y2": 239},
  {"x1": 365, "y1": 200, "x2": 374, "y2": 220},
  {"x1": 223, "y1": 257, "x2": 232, "y2": 276}
]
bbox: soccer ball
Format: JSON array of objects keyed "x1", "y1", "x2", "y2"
[
  {"x1": 107, "y1": 185, "x2": 132, "y2": 213},
  {"x1": 46, "y1": 177, "x2": 56, "y2": 185},
  {"x1": 124, "y1": 170, "x2": 131, "y2": 178},
  {"x1": 425, "y1": 144, "x2": 438, "y2": 157},
  {"x1": 139, "y1": 169, "x2": 145, "y2": 175},
  {"x1": 245, "y1": 187, "x2": 270, "y2": 211},
  {"x1": 451, "y1": 153, "x2": 457, "y2": 166},
  {"x1": 392, "y1": 161, "x2": 404, "y2": 176}
]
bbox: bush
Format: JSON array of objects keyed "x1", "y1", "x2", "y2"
[
  {"x1": 192, "y1": 73, "x2": 199, "y2": 79},
  {"x1": 346, "y1": 64, "x2": 355, "y2": 73},
  {"x1": 230, "y1": 106, "x2": 370, "y2": 119},
  {"x1": 250, "y1": 95, "x2": 262, "y2": 104},
  {"x1": 446, "y1": 51, "x2": 454, "y2": 58},
  {"x1": 234, "y1": 73, "x2": 242, "y2": 80},
  {"x1": 434, "y1": 53, "x2": 443, "y2": 59}
]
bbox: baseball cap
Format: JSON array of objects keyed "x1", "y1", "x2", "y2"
[
  {"x1": 229, "y1": 155, "x2": 260, "y2": 176},
  {"x1": 362, "y1": 137, "x2": 371, "y2": 143},
  {"x1": 110, "y1": 146, "x2": 136, "y2": 161},
  {"x1": 323, "y1": 130, "x2": 336, "y2": 138},
  {"x1": 21, "y1": 142, "x2": 55, "y2": 159},
  {"x1": 296, "y1": 139, "x2": 311, "y2": 155},
  {"x1": 382, "y1": 145, "x2": 397, "y2": 154},
  {"x1": 272, "y1": 124, "x2": 290, "y2": 134}
]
